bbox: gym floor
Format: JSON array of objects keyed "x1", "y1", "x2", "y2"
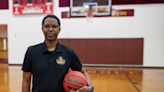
[{"x1": 0, "y1": 64, "x2": 164, "y2": 92}]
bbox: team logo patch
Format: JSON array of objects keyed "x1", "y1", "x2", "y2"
[{"x1": 56, "y1": 56, "x2": 65, "y2": 65}]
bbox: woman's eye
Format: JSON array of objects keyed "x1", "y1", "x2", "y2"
[{"x1": 45, "y1": 25, "x2": 50, "y2": 28}]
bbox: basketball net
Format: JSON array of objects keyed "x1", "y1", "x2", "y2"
[{"x1": 86, "y1": 8, "x2": 94, "y2": 22}]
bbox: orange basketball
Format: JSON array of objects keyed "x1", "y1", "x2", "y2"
[{"x1": 63, "y1": 71, "x2": 88, "y2": 92}]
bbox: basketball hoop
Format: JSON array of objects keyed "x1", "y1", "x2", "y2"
[{"x1": 86, "y1": 8, "x2": 94, "y2": 18}]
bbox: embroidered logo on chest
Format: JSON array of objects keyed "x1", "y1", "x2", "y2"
[{"x1": 56, "y1": 56, "x2": 65, "y2": 65}]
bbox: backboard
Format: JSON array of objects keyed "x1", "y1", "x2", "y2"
[{"x1": 70, "y1": 0, "x2": 112, "y2": 17}]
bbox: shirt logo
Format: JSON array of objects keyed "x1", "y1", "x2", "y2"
[{"x1": 56, "y1": 56, "x2": 65, "y2": 65}]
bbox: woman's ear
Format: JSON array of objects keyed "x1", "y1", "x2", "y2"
[
  {"x1": 42, "y1": 27, "x2": 43, "y2": 31},
  {"x1": 58, "y1": 27, "x2": 61, "y2": 32}
]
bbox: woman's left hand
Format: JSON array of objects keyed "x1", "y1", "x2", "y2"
[{"x1": 70, "y1": 85, "x2": 94, "y2": 92}]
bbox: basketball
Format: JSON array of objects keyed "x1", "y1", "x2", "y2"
[{"x1": 63, "y1": 71, "x2": 88, "y2": 92}]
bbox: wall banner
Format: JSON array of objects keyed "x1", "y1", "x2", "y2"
[{"x1": 13, "y1": 0, "x2": 53, "y2": 15}]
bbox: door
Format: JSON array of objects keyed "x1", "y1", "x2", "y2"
[{"x1": 0, "y1": 24, "x2": 8, "y2": 64}]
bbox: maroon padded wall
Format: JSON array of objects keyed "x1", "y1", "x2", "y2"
[
  {"x1": 59, "y1": 0, "x2": 164, "y2": 7},
  {"x1": 58, "y1": 38, "x2": 143, "y2": 65},
  {"x1": 112, "y1": 0, "x2": 164, "y2": 5},
  {"x1": 0, "y1": 0, "x2": 8, "y2": 9}
]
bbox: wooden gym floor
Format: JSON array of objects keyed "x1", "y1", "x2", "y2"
[{"x1": 0, "y1": 64, "x2": 164, "y2": 92}]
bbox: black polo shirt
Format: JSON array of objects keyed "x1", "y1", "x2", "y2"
[{"x1": 22, "y1": 42, "x2": 82, "y2": 92}]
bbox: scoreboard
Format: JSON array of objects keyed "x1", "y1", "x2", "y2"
[{"x1": 13, "y1": 0, "x2": 53, "y2": 15}]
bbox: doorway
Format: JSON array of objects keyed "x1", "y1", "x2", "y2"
[{"x1": 0, "y1": 24, "x2": 8, "y2": 64}]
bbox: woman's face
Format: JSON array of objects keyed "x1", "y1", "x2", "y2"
[{"x1": 42, "y1": 18, "x2": 61, "y2": 41}]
